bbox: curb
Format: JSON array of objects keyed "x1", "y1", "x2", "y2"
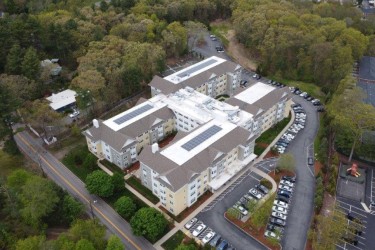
[{"x1": 223, "y1": 213, "x2": 272, "y2": 250}]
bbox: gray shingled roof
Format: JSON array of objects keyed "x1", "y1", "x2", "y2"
[
  {"x1": 138, "y1": 126, "x2": 253, "y2": 191},
  {"x1": 83, "y1": 106, "x2": 174, "y2": 151},
  {"x1": 226, "y1": 85, "x2": 291, "y2": 117},
  {"x1": 83, "y1": 120, "x2": 136, "y2": 152},
  {"x1": 149, "y1": 61, "x2": 240, "y2": 95}
]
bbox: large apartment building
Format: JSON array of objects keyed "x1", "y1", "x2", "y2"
[
  {"x1": 82, "y1": 57, "x2": 292, "y2": 215},
  {"x1": 149, "y1": 56, "x2": 242, "y2": 97}
]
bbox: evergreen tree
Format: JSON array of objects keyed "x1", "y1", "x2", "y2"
[
  {"x1": 21, "y1": 47, "x2": 40, "y2": 80},
  {"x1": 5, "y1": 43, "x2": 23, "y2": 74}
]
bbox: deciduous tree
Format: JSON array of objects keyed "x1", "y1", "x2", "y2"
[
  {"x1": 130, "y1": 207, "x2": 168, "y2": 242},
  {"x1": 276, "y1": 153, "x2": 296, "y2": 172},
  {"x1": 106, "y1": 235, "x2": 124, "y2": 250},
  {"x1": 69, "y1": 219, "x2": 106, "y2": 250},
  {"x1": 114, "y1": 196, "x2": 136, "y2": 220},
  {"x1": 5, "y1": 43, "x2": 23, "y2": 74},
  {"x1": 21, "y1": 47, "x2": 40, "y2": 80},
  {"x1": 85, "y1": 170, "x2": 114, "y2": 197}
]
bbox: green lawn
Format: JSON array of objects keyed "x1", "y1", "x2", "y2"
[
  {"x1": 210, "y1": 23, "x2": 230, "y2": 47},
  {"x1": 99, "y1": 159, "x2": 125, "y2": 176},
  {"x1": 161, "y1": 230, "x2": 185, "y2": 250},
  {"x1": 50, "y1": 135, "x2": 86, "y2": 153},
  {"x1": 127, "y1": 176, "x2": 160, "y2": 204},
  {"x1": 273, "y1": 79, "x2": 325, "y2": 101},
  {"x1": 0, "y1": 150, "x2": 23, "y2": 177},
  {"x1": 256, "y1": 116, "x2": 291, "y2": 145},
  {"x1": 62, "y1": 145, "x2": 95, "y2": 181}
]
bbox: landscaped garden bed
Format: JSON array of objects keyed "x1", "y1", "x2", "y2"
[{"x1": 127, "y1": 176, "x2": 160, "y2": 204}]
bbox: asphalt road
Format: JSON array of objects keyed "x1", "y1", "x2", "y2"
[
  {"x1": 193, "y1": 34, "x2": 231, "y2": 61},
  {"x1": 196, "y1": 159, "x2": 278, "y2": 250},
  {"x1": 281, "y1": 95, "x2": 319, "y2": 249},
  {"x1": 14, "y1": 131, "x2": 154, "y2": 250}
]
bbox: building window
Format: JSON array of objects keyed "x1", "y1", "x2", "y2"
[{"x1": 170, "y1": 201, "x2": 173, "y2": 205}]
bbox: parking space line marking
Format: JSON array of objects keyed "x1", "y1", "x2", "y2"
[
  {"x1": 337, "y1": 200, "x2": 369, "y2": 214},
  {"x1": 336, "y1": 204, "x2": 368, "y2": 219}
]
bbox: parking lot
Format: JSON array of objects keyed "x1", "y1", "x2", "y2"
[
  {"x1": 335, "y1": 197, "x2": 374, "y2": 250},
  {"x1": 196, "y1": 159, "x2": 279, "y2": 250}
]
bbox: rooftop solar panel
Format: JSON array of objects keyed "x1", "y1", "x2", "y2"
[
  {"x1": 177, "y1": 59, "x2": 217, "y2": 78},
  {"x1": 113, "y1": 104, "x2": 153, "y2": 125},
  {"x1": 181, "y1": 125, "x2": 222, "y2": 151}
]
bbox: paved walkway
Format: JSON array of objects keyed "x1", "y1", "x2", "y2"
[{"x1": 153, "y1": 110, "x2": 296, "y2": 249}]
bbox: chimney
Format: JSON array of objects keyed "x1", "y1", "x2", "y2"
[
  {"x1": 151, "y1": 143, "x2": 159, "y2": 154},
  {"x1": 93, "y1": 119, "x2": 99, "y2": 128}
]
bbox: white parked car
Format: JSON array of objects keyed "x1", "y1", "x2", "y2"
[
  {"x1": 272, "y1": 205, "x2": 288, "y2": 215},
  {"x1": 202, "y1": 231, "x2": 216, "y2": 244},
  {"x1": 272, "y1": 211, "x2": 287, "y2": 220},
  {"x1": 279, "y1": 184, "x2": 293, "y2": 193},
  {"x1": 300, "y1": 92, "x2": 307, "y2": 97},
  {"x1": 264, "y1": 230, "x2": 281, "y2": 240},
  {"x1": 235, "y1": 204, "x2": 248, "y2": 216},
  {"x1": 69, "y1": 110, "x2": 80, "y2": 118},
  {"x1": 185, "y1": 218, "x2": 197, "y2": 229},
  {"x1": 274, "y1": 200, "x2": 289, "y2": 209},
  {"x1": 280, "y1": 180, "x2": 294, "y2": 187},
  {"x1": 249, "y1": 188, "x2": 262, "y2": 199},
  {"x1": 192, "y1": 224, "x2": 206, "y2": 237}
]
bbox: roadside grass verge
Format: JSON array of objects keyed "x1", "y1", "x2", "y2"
[
  {"x1": 62, "y1": 145, "x2": 94, "y2": 181},
  {"x1": 49, "y1": 135, "x2": 86, "y2": 153},
  {"x1": 127, "y1": 176, "x2": 160, "y2": 204},
  {"x1": 272, "y1": 79, "x2": 325, "y2": 101},
  {"x1": 210, "y1": 23, "x2": 230, "y2": 47},
  {"x1": 254, "y1": 116, "x2": 291, "y2": 155},
  {"x1": 99, "y1": 159, "x2": 125, "y2": 176},
  {"x1": 161, "y1": 230, "x2": 185, "y2": 250}
]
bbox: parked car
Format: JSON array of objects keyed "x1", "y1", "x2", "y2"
[
  {"x1": 274, "y1": 200, "x2": 289, "y2": 209},
  {"x1": 244, "y1": 194, "x2": 255, "y2": 202},
  {"x1": 272, "y1": 205, "x2": 288, "y2": 215},
  {"x1": 216, "y1": 46, "x2": 224, "y2": 52},
  {"x1": 280, "y1": 180, "x2": 294, "y2": 187},
  {"x1": 185, "y1": 218, "x2": 198, "y2": 229},
  {"x1": 252, "y1": 74, "x2": 261, "y2": 80},
  {"x1": 267, "y1": 223, "x2": 284, "y2": 233},
  {"x1": 202, "y1": 232, "x2": 216, "y2": 244},
  {"x1": 279, "y1": 184, "x2": 293, "y2": 193},
  {"x1": 210, "y1": 234, "x2": 222, "y2": 247},
  {"x1": 308, "y1": 157, "x2": 314, "y2": 165},
  {"x1": 234, "y1": 204, "x2": 248, "y2": 216},
  {"x1": 270, "y1": 217, "x2": 286, "y2": 227},
  {"x1": 294, "y1": 90, "x2": 302, "y2": 95},
  {"x1": 276, "y1": 195, "x2": 290, "y2": 204},
  {"x1": 300, "y1": 92, "x2": 308, "y2": 97},
  {"x1": 264, "y1": 230, "x2": 281, "y2": 240},
  {"x1": 69, "y1": 110, "x2": 80, "y2": 118},
  {"x1": 249, "y1": 188, "x2": 262, "y2": 199},
  {"x1": 278, "y1": 190, "x2": 292, "y2": 199},
  {"x1": 217, "y1": 240, "x2": 228, "y2": 250},
  {"x1": 282, "y1": 176, "x2": 296, "y2": 183},
  {"x1": 192, "y1": 224, "x2": 206, "y2": 237},
  {"x1": 256, "y1": 184, "x2": 269, "y2": 194},
  {"x1": 272, "y1": 211, "x2": 287, "y2": 220}
]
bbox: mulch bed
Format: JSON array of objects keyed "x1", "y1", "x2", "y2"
[
  {"x1": 158, "y1": 134, "x2": 177, "y2": 148},
  {"x1": 126, "y1": 161, "x2": 140, "y2": 174},
  {"x1": 268, "y1": 170, "x2": 295, "y2": 183},
  {"x1": 159, "y1": 191, "x2": 213, "y2": 223}
]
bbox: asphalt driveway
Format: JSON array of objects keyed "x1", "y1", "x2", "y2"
[{"x1": 281, "y1": 95, "x2": 319, "y2": 249}]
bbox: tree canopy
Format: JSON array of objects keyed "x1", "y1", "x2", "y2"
[
  {"x1": 85, "y1": 170, "x2": 115, "y2": 197},
  {"x1": 114, "y1": 196, "x2": 136, "y2": 220},
  {"x1": 130, "y1": 207, "x2": 168, "y2": 242}
]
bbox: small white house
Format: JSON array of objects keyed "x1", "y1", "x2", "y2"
[{"x1": 46, "y1": 89, "x2": 77, "y2": 112}]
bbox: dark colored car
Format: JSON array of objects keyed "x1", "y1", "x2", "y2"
[
  {"x1": 256, "y1": 184, "x2": 269, "y2": 194},
  {"x1": 294, "y1": 90, "x2": 302, "y2": 95},
  {"x1": 342, "y1": 235, "x2": 358, "y2": 246},
  {"x1": 317, "y1": 107, "x2": 325, "y2": 112},
  {"x1": 278, "y1": 190, "x2": 292, "y2": 198},
  {"x1": 291, "y1": 104, "x2": 301, "y2": 108},
  {"x1": 276, "y1": 195, "x2": 290, "y2": 203},
  {"x1": 313, "y1": 101, "x2": 321, "y2": 106},
  {"x1": 270, "y1": 217, "x2": 286, "y2": 227},
  {"x1": 210, "y1": 234, "x2": 222, "y2": 247},
  {"x1": 217, "y1": 240, "x2": 228, "y2": 250},
  {"x1": 282, "y1": 176, "x2": 296, "y2": 183},
  {"x1": 306, "y1": 96, "x2": 314, "y2": 101},
  {"x1": 267, "y1": 223, "x2": 284, "y2": 233},
  {"x1": 308, "y1": 157, "x2": 314, "y2": 165}
]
